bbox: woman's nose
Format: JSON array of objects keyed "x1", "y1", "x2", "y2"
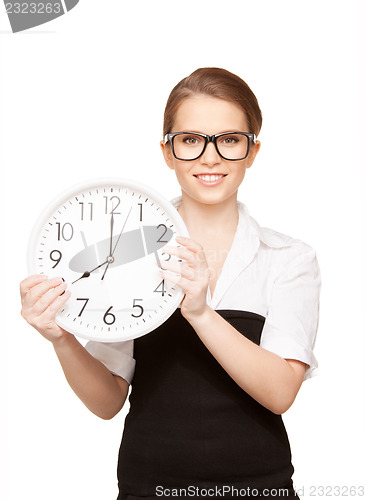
[{"x1": 200, "y1": 141, "x2": 220, "y2": 165}]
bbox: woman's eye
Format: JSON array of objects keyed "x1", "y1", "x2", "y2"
[
  {"x1": 221, "y1": 136, "x2": 238, "y2": 145},
  {"x1": 183, "y1": 136, "x2": 200, "y2": 145}
]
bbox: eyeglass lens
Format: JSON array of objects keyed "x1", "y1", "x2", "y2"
[{"x1": 173, "y1": 133, "x2": 249, "y2": 160}]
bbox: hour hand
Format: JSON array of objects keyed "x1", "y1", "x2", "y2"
[{"x1": 71, "y1": 260, "x2": 108, "y2": 284}]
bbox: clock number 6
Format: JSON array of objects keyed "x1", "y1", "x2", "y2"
[{"x1": 103, "y1": 306, "x2": 116, "y2": 325}]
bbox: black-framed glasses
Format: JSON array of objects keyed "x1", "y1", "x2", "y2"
[{"x1": 164, "y1": 131, "x2": 256, "y2": 161}]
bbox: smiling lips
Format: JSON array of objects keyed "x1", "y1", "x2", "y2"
[{"x1": 194, "y1": 173, "x2": 227, "y2": 186}]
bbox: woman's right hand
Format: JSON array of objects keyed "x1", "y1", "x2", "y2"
[{"x1": 20, "y1": 275, "x2": 72, "y2": 344}]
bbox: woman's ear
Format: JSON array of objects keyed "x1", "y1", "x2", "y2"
[
  {"x1": 245, "y1": 140, "x2": 261, "y2": 168},
  {"x1": 160, "y1": 140, "x2": 175, "y2": 170}
]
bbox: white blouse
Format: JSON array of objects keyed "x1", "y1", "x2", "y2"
[{"x1": 85, "y1": 197, "x2": 321, "y2": 384}]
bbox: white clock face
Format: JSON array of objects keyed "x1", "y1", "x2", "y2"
[{"x1": 27, "y1": 178, "x2": 189, "y2": 342}]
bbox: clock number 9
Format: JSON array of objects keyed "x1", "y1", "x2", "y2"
[
  {"x1": 103, "y1": 306, "x2": 116, "y2": 325},
  {"x1": 50, "y1": 250, "x2": 62, "y2": 268}
]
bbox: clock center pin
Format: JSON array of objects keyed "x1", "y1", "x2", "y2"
[{"x1": 107, "y1": 256, "x2": 114, "y2": 264}]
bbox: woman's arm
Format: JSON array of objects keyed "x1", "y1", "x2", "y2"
[
  {"x1": 20, "y1": 275, "x2": 129, "y2": 420},
  {"x1": 188, "y1": 306, "x2": 305, "y2": 415},
  {"x1": 52, "y1": 334, "x2": 129, "y2": 420},
  {"x1": 159, "y1": 236, "x2": 306, "y2": 415}
]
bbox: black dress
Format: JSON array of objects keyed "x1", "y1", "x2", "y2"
[{"x1": 116, "y1": 309, "x2": 299, "y2": 500}]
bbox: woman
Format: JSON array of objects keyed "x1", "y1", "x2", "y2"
[{"x1": 20, "y1": 68, "x2": 321, "y2": 499}]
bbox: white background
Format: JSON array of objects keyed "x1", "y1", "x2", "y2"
[{"x1": 1, "y1": 1, "x2": 365, "y2": 499}]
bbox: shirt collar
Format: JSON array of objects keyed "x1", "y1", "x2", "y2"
[
  {"x1": 170, "y1": 196, "x2": 292, "y2": 250},
  {"x1": 170, "y1": 196, "x2": 291, "y2": 307},
  {"x1": 237, "y1": 201, "x2": 293, "y2": 249}
]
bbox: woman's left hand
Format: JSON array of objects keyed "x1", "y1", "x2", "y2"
[{"x1": 158, "y1": 236, "x2": 211, "y2": 322}]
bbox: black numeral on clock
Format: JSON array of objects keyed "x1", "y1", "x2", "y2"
[
  {"x1": 50, "y1": 250, "x2": 62, "y2": 268},
  {"x1": 154, "y1": 280, "x2": 166, "y2": 296},
  {"x1": 77, "y1": 298, "x2": 89, "y2": 317},
  {"x1": 103, "y1": 306, "x2": 116, "y2": 325},
  {"x1": 104, "y1": 196, "x2": 121, "y2": 215},
  {"x1": 156, "y1": 224, "x2": 168, "y2": 243},
  {"x1": 79, "y1": 202, "x2": 93, "y2": 221},
  {"x1": 138, "y1": 203, "x2": 143, "y2": 221},
  {"x1": 131, "y1": 299, "x2": 144, "y2": 318},
  {"x1": 56, "y1": 222, "x2": 74, "y2": 241}
]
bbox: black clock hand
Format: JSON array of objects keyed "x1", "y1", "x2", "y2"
[
  {"x1": 100, "y1": 212, "x2": 115, "y2": 281},
  {"x1": 109, "y1": 212, "x2": 114, "y2": 256},
  {"x1": 72, "y1": 259, "x2": 109, "y2": 284},
  {"x1": 101, "y1": 206, "x2": 132, "y2": 281}
]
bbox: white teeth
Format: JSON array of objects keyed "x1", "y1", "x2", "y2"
[{"x1": 197, "y1": 174, "x2": 224, "y2": 181}]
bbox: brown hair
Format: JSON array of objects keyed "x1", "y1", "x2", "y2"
[{"x1": 163, "y1": 67, "x2": 262, "y2": 137}]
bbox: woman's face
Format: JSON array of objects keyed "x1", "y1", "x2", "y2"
[{"x1": 161, "y1": 94, "x2": 260, "y2": 207}]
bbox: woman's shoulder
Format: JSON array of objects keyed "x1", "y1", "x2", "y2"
[
  {"x1": 239, "y1": 200, "x2": 316, "y2": 256},
  {"x1": 258, "y1": 224, "x2": 315, "y2": 255}
]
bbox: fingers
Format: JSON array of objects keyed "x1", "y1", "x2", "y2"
[
  {"x1": 161, "y1": 245, "x2": 194, "y2": 266},
  {"x1": 175, "y1": 235, "x2": 202, "y2": 252},
  {"x1": 20, "y1": 275, "x2": 71, "y2": 324},
  {"x1": 31, "y1": 281, "x2": 68, "y2": 316},
  {"x1": 159, "y1": 237, "x2": 210, "y2": 286},
  {"x1": 158, "y1": 259, "x2": 195, "y2": 280},
  {"x1": 38, "y1": 288, "x2": 71, "y2": 322},
  {"x1": 174, "y1": 236, "x2": 207, "y2": 261},
  {"x1": 21, "y1": 276, "x2": 64, "y2": 307},
  {"x1": 20, "y1": 274, "x2": 47, "y2": 300}
]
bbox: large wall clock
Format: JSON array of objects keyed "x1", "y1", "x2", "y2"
[{"x1": 27, "y1": 178, "x2": 189, "y2": 342}]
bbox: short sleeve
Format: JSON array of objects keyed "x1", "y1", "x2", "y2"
[
  {"x1": 260, "y1": 243, "x2": 321, "y2": 381},
  {"x1": 85, "y1": 339, "x2": 136, "y2": 385}
]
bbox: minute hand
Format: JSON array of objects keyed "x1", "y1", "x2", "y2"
[{"x1": 101, "y1": 206, "x2": 132, "y2": 280}]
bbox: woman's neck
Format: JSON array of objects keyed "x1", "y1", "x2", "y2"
[{"x1": 177, "y1": 191, "x2": 239, "y2": 241}]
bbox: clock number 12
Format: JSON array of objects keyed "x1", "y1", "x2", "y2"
[{"x1": 104, "y1": 196, "x2": 121, "y2": 215}]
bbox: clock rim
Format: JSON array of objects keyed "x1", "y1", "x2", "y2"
[{"x1": 27, "y1": 177, "x2": 190, "y2": 343}]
